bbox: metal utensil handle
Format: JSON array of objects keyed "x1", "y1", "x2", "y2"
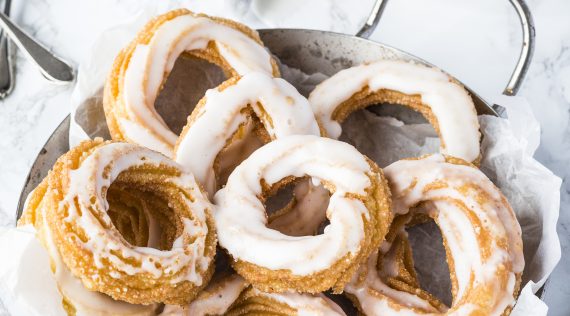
[
  {"x1": 356, "y1": 0, "x2": 535, "y2": 96},
  {"x1": 0, "y1": 11, "x2": 75, "y2": 84},
  {"x1": 0, "y1": 0, "x2": 14, "y2": 99}
]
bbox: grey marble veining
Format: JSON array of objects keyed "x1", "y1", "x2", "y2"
[{"x1": 0, "y1": 0, "x2": 568, "y2": 314}]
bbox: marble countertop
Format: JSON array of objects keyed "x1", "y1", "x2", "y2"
[{"x1": 0, "y1": 0, "x2": 568, "y2": 314}]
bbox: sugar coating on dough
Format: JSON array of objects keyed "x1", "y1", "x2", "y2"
[
  {"x1": 227, "y1": 287, "x2": 346, "y2": 316},
  {"x1": 20, "y1": 139, "x2": 217, "y2": 307}
]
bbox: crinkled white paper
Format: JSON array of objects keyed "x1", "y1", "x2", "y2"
[
  {"x1": 0, "y1": 226, "x2": 66, "y2": 316},
  {"x1": 0, "y1": 11, "x2": 561, "y2": 316}
]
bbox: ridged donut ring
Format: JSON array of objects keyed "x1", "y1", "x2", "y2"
[
  {"x1": 227, "y1": 287, "x2": 347, "y2": 316},
  {"x1": 345, "y1": 154, "x2": 524, "y2": 315},
  {"x1": 161, "y1": 275, "x2": 249, "y2": 316},
  {"x1": 106, "y1": 184, "x2": 179, "y2": 251},
  {"x1": 309, "y1": 60, "x2": 481, "y2": 162},
  {"x1": 104, "y1": 9, "x2": 279, "y2": 156},
  {"x1": 20, "y1": 139, "x2": 217, "y2": 306},
  {"x1": 174, "y1": 72, "x2": 321, "y2": 195},
  {"x1": 162, "y1": 274, "x2": 347, "y2": 316},
  {"x1": 214, "y1": 135, "x2": 393, "y2": 293}
]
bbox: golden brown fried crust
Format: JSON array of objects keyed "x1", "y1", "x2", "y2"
[
  {"x1": 106, "y1": 185, "x2": 181, "y2": 250},
  {"x1": 327, "y1": 86, "x2": 482, "y2": 165},
  {"x1": 103, "y1": 9, "x2": 280, "y2": 145},
  {"x1": 331, "y1": 87, "x2": 442, "y2": 144},
  {"x1": 21, "y1": 139, "x2": 217, "y2": 306},
  {"x1": 229, "y1": 158, "x2": 392, "y2": 294},
  {"x1": 347, "y1": 155, "x2": 522, "y2": 316},
  {"x1": 225, "y1": 287, "x2": 296, "y2": 316}
]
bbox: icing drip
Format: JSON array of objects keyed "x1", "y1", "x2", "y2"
[
  {"x1": 308, "y1": 60, "x2": 480, "y2": 162},
  {"x1": 214, "y1": 135, "x2": 372, "y2": 275}
]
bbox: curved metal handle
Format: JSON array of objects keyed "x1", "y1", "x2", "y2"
[
  {"x1": 355, "y1": 0, "x2": 388, "y2": 39},
  {"x1": 0, "y1": 11, "x2": 75, "y2": 84},
  {"x1": 356, "y1": 0, "x2": 535, "y2": 96},
  {"x1": 504, "y1": 0, "x2": 535, "y2": 96}
]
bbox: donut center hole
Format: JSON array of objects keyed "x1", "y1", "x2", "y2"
[
  {"x1": 154, "y1": 54, "x2": 226, "y2": 135},
  {"x1": 339, "y1": 103, "x2": 439, "y2": 168},
  {"x1": 264, "y1": 177, "x2": 331, "y2": 237},
  {"x1": 106, "y1": 179, "x2": 182, "y2": 251},
  {"x1": 215, "y1": 117, "x2": 266, "y2": 189},
  {"x1": 407, "y1": 218, "x2": 453, "y2": 306}
]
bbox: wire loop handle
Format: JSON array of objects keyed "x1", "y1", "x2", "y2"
[{"x1": 356, "y1": 0, "x2": 535, "y2": 96}]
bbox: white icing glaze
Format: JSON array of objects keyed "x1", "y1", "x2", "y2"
[
  {"x1": 118, "y1": 117, "x2": 174, "y2": 158},
  {"x1": 63, "y1": 143, "x2": 213, "y2": 285},
  {"x1": 345, "y1": 154, "x2": 524, "y2": 316},
  {"x1": 161, "y1": 275, "x2": 248, "y2": 316},
  {"x1": 308, "y1": 60, "x2": 480, "y2": 162},
  {"x1": 121, "y1": 13, "x2": 274, "y2": 156},
  {"x1": 251, "y1": 288, "x2": 346, "y2": 316},
  {"x1": 214, "y1": 135, "x2": 372, "y2": 275},
  {"x1": 175, "y1": 72, "x2": 320, "y2": 195},
  {"x1": 39, "y1": 193, "x2": 157, "y2": 315}
]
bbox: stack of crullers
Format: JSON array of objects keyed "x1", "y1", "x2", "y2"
[{"x1": 20, "y1": 9, "x2": 525, "y2": 316}]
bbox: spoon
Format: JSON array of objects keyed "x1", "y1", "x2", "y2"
[{"x1": 0, "y1": 9, "x2": 74, "y2": 86}]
